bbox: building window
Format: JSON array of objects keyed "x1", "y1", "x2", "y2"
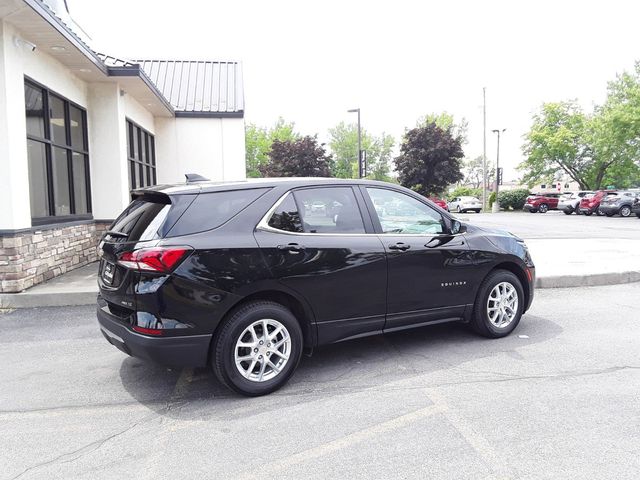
[
  {"x1": 126, "y1": 120, "x2": 156, "y2": 190},
  {"x1": 24, "y1": 79, "x2": 91, "y2": 225}
]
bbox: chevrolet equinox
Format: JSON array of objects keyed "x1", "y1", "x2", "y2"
[{"x1": 97, "y1": 178, "x2": 535, "y2": 396}]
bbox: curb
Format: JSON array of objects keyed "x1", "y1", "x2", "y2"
[
  {"x1": 534, "y1": 271, "x2": 640, "y2": 289},
  {"x1": 0, "y1": 290, "x2": 97, "y2": 309},
  {"x1": 2, "y1": 271, "x2": 639, "y2": 308}
]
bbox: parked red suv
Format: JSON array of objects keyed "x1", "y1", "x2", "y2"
[
  {"x1": 523, "y1": 193, "x2": 560, "y2": 213},
  {"x1": 579, "y1": 190, "x2": 617, "y2": 216}
]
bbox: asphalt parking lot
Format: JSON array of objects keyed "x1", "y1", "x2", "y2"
[
  {"x1": 460, "y1": 210, "x2": 640, "y2": 239},
  {"x1": 1, "y1": 282, "x2": 639, "y2": 479}
]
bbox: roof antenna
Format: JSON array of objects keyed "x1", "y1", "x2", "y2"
[{"x1": 185, "y1": 173, "x2": 210, "y2": 183}]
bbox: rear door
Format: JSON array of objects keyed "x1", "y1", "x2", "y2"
[
  {"x1": 254, "y1": 186, "x2": 388, "y2": 344},
  {"x1": 362, "y1": 186, "x2": 474, "y2": 332}
]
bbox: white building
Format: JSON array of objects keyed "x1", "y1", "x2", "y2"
[{"x1": 0, "y1": 0, "x2": 246, "y2": 293}]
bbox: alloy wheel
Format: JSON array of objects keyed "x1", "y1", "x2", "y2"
[
  {"x1": 234, "y1": 319, "x2": 291, "y2": 382},
  {"x1": 486, "y1": 282, "x2": 519, "y2": 329},
  {"x1": 620, "y1": 206, "x2": 631, "y2": 217}
]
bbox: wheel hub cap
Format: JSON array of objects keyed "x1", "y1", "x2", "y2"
[
  {"x1": 234, "y1": 319, "x2": 291, "y2": 382},
  {"x1": 487, "y1": 282, "x2": 519, "y2": 328}
]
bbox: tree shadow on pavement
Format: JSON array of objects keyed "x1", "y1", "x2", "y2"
[{"x1": 118, "y1": 313, "x2": 562, "y2": 419}]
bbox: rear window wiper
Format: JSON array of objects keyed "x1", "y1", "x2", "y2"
[{"x1": 104, "y1": 230, "x2": 129, "y2": 239}]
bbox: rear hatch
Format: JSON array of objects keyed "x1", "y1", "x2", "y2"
[{"x1": 97, "y1": 191, "x2": 195, "y2": 317}]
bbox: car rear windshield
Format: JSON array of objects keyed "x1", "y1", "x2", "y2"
[{"x1": 108, "y1": 197, "x2": 172, "y2": 242}]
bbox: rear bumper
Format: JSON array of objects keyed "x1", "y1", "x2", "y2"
[
  {"x1": 97, "y1": 302, "x2": 211, "y2": 367},
  {"x1": 523, "y1": 204, "x2": 537, "y2": 212}
]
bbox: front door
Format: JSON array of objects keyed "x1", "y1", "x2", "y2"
[
  {"x1": 363, "y1": 186, "x2": 475, "y2": 332},
  {"x1": 255, "y1": 186, "x2": 388, "y2": 344}
]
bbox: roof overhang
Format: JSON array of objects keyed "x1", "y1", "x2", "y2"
[{"x1": 2, "y1": 0, "x2": 174, "y2": 117}]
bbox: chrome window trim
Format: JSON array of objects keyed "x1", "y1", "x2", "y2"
[{"x1": 256, "y1": 190, "x2": 462, "y2": 238}]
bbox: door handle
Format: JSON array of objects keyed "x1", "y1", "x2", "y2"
[
  {"x1": 277, "y1": 243, "x2": 305, "y2": 254},
  {"x1": 388, "y1": 242, "x2": 410, "y2": 251}
]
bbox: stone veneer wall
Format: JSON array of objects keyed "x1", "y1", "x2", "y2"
[{"x1": 0, "y1": 221, "x2": 111, "y2": 293}]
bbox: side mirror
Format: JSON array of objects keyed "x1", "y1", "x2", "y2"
[{"x1": 451, "y1": 220, "x2": 466, "y2": 235}]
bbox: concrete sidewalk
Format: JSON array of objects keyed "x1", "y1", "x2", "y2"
[{"x1": 1, "y1": 238, "x2": 639, "y2": 308}]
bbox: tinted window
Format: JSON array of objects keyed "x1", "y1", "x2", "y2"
[
  {"x1": 268, "y1": 193, "x2": 303, "y2": 233},
  {"x1": 109, "y1": 198, "x2": 170, "y2": 242},
  {"x1": 367, "y1": 187, "x2": 444, "y2": 234},
  {"x1": 294, "y1": 187, "x2": 365, "y2": 234},
  {"x1": 170, "y1": 188, "x2": 269, "y2": 236}
]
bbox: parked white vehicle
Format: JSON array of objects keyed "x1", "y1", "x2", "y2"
[
  {"x1": 558, "y1": 191, "x2": 594, "y2": 215},
  {"x1": 449, "y1": 196, "x2": 482, "y2": 213}
]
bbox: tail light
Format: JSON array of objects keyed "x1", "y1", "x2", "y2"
[{"x1": 118, "y1": 246, "x2": 192, "y2": 273}]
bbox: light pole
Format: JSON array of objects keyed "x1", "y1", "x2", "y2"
[
  {"x1": 491, "y1": 128, "x2": 506, "y2": 213},
  {"x1": 347, "y1": 108, "x2": 362, "y2": 178},
  {"x1": 482, "y1": 87, "x2": 487, "y2": 211}
]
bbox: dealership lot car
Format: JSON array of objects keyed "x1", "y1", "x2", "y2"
[
  {"x1": 97, "y1": 178, "x2": 535, "y2": 396},
  {"x1": 523, "y1": 193, "x2": 560, "y2": 213},
  {"x1": 558, "y1": 191, "x2": 594, "y2": 215},
  {"x1": 598, "y1": 191, "x2": 638, "y2": 217},
  {"x1": 449, "y1": 196, "x2": 482, "y2": 213}
]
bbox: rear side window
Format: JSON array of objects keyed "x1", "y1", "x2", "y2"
[
  {"x1": 267, "y1": 193, "x2": 303, "y2": 233},
  {"x1": 109, "y1": 198, "x2": 170, "y2": 242},
  {"x1": 168, "y1": 188, "x2": 269, "y2": 237},
  {"x1": 294, "y1": 187, "x2": 365, "y2": 233}
]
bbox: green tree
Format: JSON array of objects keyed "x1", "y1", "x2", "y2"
[
  {"x1": 417, "y1": 112, "x2": 468, "y2": 144},
  {"x1": 592, "y1": 63, "x2": 640, "y2": 188},
  {"x1": 521, "y1": 63, "x2": 640, "y2": 190},
  {"x1": 520, "y1": 101, "x2": 593, "y2": 189},
  {"x1": 394, "y1": 122, "x2": 464, "y2": 196},
  {"x1": 259, "y1": 136, "x2": 332, "y2": 177},
  {"x1": 245, "y1": 118, "x2": 298, "y2": 177},
  {"x1": 463, "y1": 155, "x2": 494, "y2": 189},
  {"x1": 327, "y1": 122, "x2": 395, "y2": 181}
]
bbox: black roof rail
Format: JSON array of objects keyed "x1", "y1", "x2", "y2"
[{"x1": 185, "y1": 173, "x2": 210, "y2": 183}]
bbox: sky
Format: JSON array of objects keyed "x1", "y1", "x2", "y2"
[{"x1": 66, "y1": 0, "x2": 640, "y2": 182}]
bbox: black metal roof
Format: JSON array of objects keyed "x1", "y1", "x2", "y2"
[
  {"x1": 135, "y1": 60, "x2": 244, "y2": 117},
  {"x1": 97, "y1": 55, "x2": 244, "y2": 118}
]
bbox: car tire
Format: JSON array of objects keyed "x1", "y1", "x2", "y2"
[
  {"x1": 620, "y1": 206, "x2": 631, "y2": 217},
  {"x1": 584, "y1": 210, "x2": 593, "y2": 216},
  {"x1": 605, "y1": 212, "x2": 614, "y2": 217},
  {"x1": 596, "y1": 207, "x2": 605, "y2": 216},
  {"x1": 457, "y1": 206, "x2": 462, "y2": 213},
  {"x1": 475, "y1": 209, "x2": 481, "y2": 213},
  {"x1": 529, "y1": 209, "x2": 537, "y2": 213},
  {"x1": 212, "y1": 300, "x2": 303, "y2": 397},
  {"x1": 575, "y1": 207, "x2": 581, "y2": 215},
  {"x1": 563, "y1": 209, "x2": 572, "y2": 215},
  {"x1": 538, "y1": 203, "x2": 548, "y2": 213},
  {"x1": 470, "y1": 270, "x2": 524, "y2": 338}
]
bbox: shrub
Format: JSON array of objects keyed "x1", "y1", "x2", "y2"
[
  {"x1": 488, "y1": 191, "x2": 497, "y2": 209},
  {"x1": 498, "y1": 188, "x2": 531, "y2": 210}
]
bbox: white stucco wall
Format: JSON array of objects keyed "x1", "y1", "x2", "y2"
[
  {"x1": 154, "y1": 116, "x2": 246, "y2": 184},
  {"x1": 0, "y1": 20, "x2": 34, "y2": 230},
  {"x1": 123, "y1": 93, "x2": 155, "y2": 134},
  {"x1": 87, "y1": 83, "x2": 130, "y2": 220}
]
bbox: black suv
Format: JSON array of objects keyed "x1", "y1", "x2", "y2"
[{"x1": 97, "y1": 178, "x2": 535, "y2": 396}]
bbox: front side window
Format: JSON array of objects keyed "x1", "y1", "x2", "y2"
[
  {"x1": 367, "y1": 187, "x2": 444, "y2": 235},
  {"x1": 127, "y1": 120, "x2": 156, "y2": 190},
  {"x1": 24, "y1": 80, "x2": 91, "y2": 224},
  {"x1": 294, "y1": 187, "x2": 365, "y2": 234}
]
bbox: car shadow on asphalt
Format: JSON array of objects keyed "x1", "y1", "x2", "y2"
[{"x1": 118, "y1": 314, "x2": 562, "y2": 419}]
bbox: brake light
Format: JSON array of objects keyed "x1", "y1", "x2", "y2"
[{"x1": 118, "y1": 247, "x2": 192, "y2": 273}]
